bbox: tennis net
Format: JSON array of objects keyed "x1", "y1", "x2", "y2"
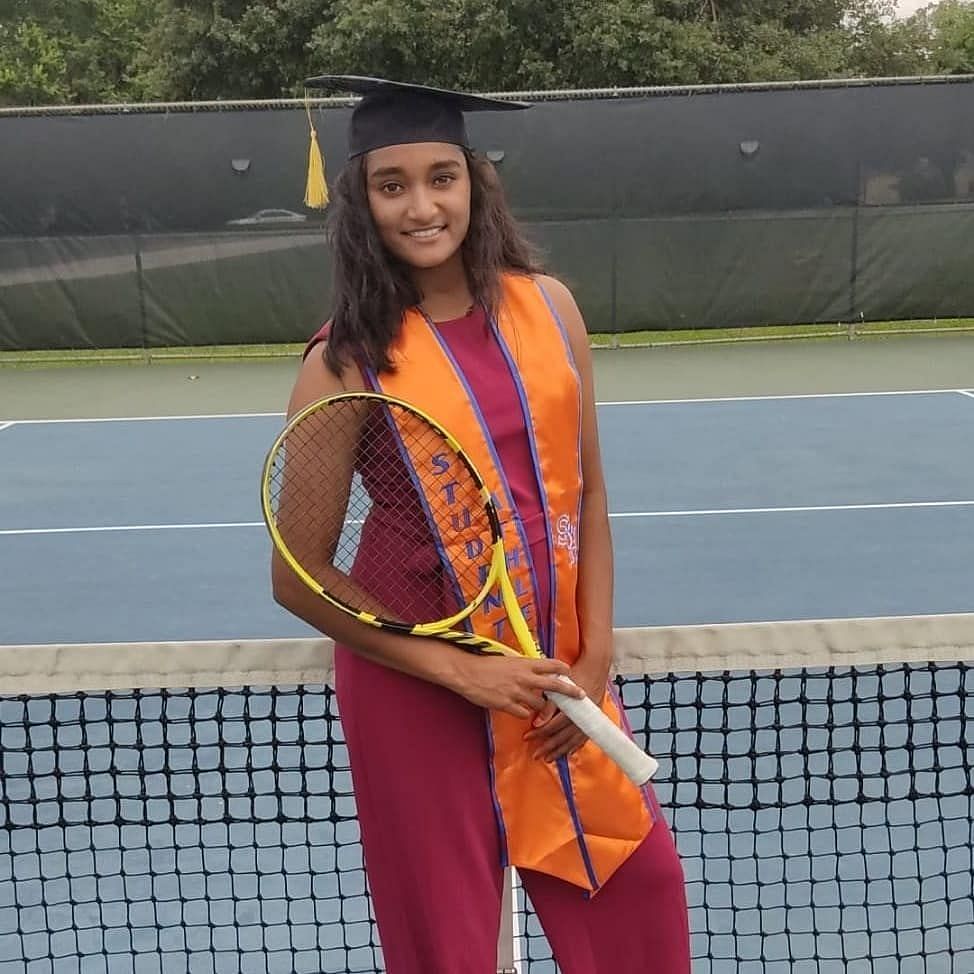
[{"x1": 2, "y1": 615, "x2": 972, "y2": 973}]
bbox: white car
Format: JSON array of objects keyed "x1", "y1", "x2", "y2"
[{"x1": 227, "y1": 208, "x2": 308, "y2": 226}]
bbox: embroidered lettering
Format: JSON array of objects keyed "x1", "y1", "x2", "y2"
[
  {"x1": 555, "y1": 513, "x2": 579, "y2": 566},
  {"x1": 440, "y1": 481, "x2": 461, "y2": 504}
]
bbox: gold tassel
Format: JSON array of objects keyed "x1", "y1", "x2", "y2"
[{"x1": 304, "y1": 98, "x2": 329, "y2": 209}]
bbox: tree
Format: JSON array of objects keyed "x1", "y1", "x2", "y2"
[
  {"x1": 920, "y1": 0, "x2": 974, "y2": 73},
  {"x1": 564, "y1": 1, "x2": 724, "y2": 87},
  {"x1": 0, "y1": 0, "x2": 154, "y2": 106},
  {"x1": 131, "y1": 0, "x2": 334, "y2": 101},
  {"x1": 0, "y1": 0, "x2": 967, "y2": 107},
  {"x1": 844, "y1": 0, "x2": 932, "y2": 77},
  {"x1": 0, "y1": 20, "x2": 70, "y2": 106},
  {"x1": 307, "y1": 0, "x2": 567, "y2": 92},
  {"x1": 307, "y1": 0, "x2": 944, "y2": 94}
]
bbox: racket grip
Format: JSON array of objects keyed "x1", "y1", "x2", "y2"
[{"x1": 546, "y1": 684, "x2": 659, "y2": 787}]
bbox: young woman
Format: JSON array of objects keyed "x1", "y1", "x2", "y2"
[{"x1": 272, "y1": 76, "x2": 690, "y2": 973}]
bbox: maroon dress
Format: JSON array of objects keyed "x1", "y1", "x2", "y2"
[{"x1": 307, "y1": 306, "x2": 689, "y2": 973}]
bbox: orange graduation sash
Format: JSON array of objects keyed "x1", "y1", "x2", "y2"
[{"x1": 371, "y1": 274, "x2": 651, "y2": 892}]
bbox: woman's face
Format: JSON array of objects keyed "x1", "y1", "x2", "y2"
[{"x1": 364, "y1": 142, "x2": 471, "y2": 271}]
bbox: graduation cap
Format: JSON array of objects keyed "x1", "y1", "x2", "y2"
[{"x1": 301, "y1": 75, "x2": 531, "y2": 209}]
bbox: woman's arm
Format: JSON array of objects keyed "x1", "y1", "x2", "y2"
[
  {"x1": 271, "y1": 344, "x2": 580, "y2": 720},
  {"x1": 525, "y1": 275, "x2": 616, "y2": 760}
]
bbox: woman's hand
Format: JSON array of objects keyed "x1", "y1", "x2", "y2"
[
  {"x1": 449, "y1": 653, "x2": 584, "y2": 720},
  {"x1": 522, "y1": 654, "x2": 611, "y2": 763}
]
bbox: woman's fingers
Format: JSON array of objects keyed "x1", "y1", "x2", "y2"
[
  {"x1": 535, "y1": 724, "x2": 585, "y2": 761},
  {"x1": 456, "y1": 655, "x2": 588, "y2": 723},
  {"x1": 527, "y1": 662, "x2": 585, "y2": 699}
]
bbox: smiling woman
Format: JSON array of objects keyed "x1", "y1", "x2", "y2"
[{"x1": 267, "y1": 75, "x2": 690, "y2": 973}]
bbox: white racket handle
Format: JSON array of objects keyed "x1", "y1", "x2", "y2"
[{"x1": 546, "y1": 681, "x2": 659, "y2": 786}]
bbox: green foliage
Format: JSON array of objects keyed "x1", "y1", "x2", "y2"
[
  {"x1": 0, "y1": 0, "x2": 154, "y2": 106},
  {"x1": 0, "y1": 20, "x2": 70, "y2": 105},
  {"x1": 307, "y1": 0, "x2": 568, "y2": 91},
  {"x1": 922, "y1": 0, "x2": 974, "y2": 73},
  {"x1": 132, "y1": 0, "x2": 334, "y2": 100},
  {"x1": 565, "y1": 1, "x2": 722, "y2": 87},
  {"x1": 0, "y1": 0, "x2": 971, "y2": 107}
]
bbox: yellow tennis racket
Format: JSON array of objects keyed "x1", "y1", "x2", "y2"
[{"x1": 261, "y1": 392, "x2": 657, "y2": 786}]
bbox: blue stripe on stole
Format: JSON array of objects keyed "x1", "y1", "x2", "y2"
[
  {"x1": 557, "y1": 758, "x2": 601, "y2": 893},
  {"x1": 366, "y1": 368, "x2": 468, "y2": 621},
  {"x1": 485, "y1": 313, "x2": 558, "y2": 659},
  {"x1": 533, "y1": 279, "x2": 585, "y2": 519},
  {"x1": 483, "y1": 709, "x2": 509, "y2": 868}
]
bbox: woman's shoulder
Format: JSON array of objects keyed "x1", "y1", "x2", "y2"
[
  {"x1": 526, "y1": 274, "x2": 587, "y2": 339},
  {"x1": 500, "y1": 271, "x2": 580, "y2": 316},
  {"x1": 291, "y1": 323, "x2": 366, "y2": 411},
  {"x1": 303, "y1": 320, "x2": 332, "y2": 360},
  {"x1": 502, "y1": 270, "x2": 573, "y2": 299},
  {"x1": 530, "y1": 273, "x2": 574, "y2": 302}
]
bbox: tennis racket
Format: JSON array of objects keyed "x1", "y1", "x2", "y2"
[{"x1": 261, "y1": 391, "x2": 658, "y2": 786}]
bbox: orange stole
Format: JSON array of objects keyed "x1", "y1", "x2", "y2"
[{"x1": 373, "y1": 274, "x2": 650, "y2": 891}]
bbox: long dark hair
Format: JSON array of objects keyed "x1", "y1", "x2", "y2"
[{"x1": 324, "y1": 148, "x2": 543, "y2": 374}]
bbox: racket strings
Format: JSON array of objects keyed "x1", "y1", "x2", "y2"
[{"x1": 268, "y1": 400, "x2": 494, "y2": 625}]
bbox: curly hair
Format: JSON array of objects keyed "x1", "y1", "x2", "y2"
[{"x1": 324, "y1": 149, "x2": 543, "y2": 374}]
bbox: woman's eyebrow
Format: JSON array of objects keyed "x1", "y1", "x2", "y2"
[
  {"x1": 368, "y1": 159, "x2": 462, "y2": 180},
  {"x1": 368, "y1": 165, "x2": 405, "y2": 179}
]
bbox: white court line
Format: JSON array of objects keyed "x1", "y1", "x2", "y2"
[
  {"x1": 958, "y1": 390, "x2": 974, "y2": 400},
  {"x1": 0, "y1": 422, "x2": 14, "y2": 433},
  {"x1": 612, "y1": 500, "x2": 974, "y2": 518},
  {"x1": 4, "y1": 500, "x2": 974, "y2": 536},
  {"x1": 1, "y1": 387, "x2": 967, "y2": 424},
  {"x1": 3, "y1": 411, "x2": 280, "y2": 425},
  {"x1": 598, "y1": 388, "x2": 969, "y2": 406},
  {"x1": 0, "y1": 521, "x2": 263, "y2": 536}
]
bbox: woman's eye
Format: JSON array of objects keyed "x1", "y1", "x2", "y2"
[
  {"x1": 381, "y1": 182, "x2": 403, "y2": 194},
  {"x1": 433, "y1": 173, "x2": 455, "y2": 187}
]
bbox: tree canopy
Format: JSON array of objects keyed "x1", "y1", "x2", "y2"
[{"x1": 0, "y1": 0, "x2": 971, "y2": 107}]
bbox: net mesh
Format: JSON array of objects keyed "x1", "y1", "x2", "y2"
[
  {"x1": 267, "y1": 397, "x2": 493, "y2": 626},
  {"x1": 1, "y1": 622, "x2": 973, "y2": 973},
  {"x1": 1, "y1": 683, "x2": 376, "y2": 974}
]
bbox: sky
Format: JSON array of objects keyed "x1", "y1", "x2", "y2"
[{"x1": 894, "y1": 0, "x2": 930, "y2": 15}]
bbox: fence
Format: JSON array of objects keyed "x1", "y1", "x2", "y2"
[{"x1": 1, "y1": 76, "x2": 973, "y2": 350}]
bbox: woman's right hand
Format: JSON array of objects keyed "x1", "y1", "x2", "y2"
[{"x1": 448, "y1": 652, "x2": 584, "y2": 719}]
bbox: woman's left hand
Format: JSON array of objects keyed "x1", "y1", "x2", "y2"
[{"x1": 522, "y1": 656, "x2": 611, "y2": 762}]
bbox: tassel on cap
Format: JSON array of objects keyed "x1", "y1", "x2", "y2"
[{"x1": 304, "y1": 96, "x2": 329, "y2": 209}]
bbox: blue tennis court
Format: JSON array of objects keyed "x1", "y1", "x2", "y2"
[{"x1": 2, "y1": 388, "x2": 973, "y2": 644}]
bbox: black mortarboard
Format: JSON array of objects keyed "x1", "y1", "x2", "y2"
[{"x1": 300, "y1": 75, "x2": 531, "y2": 209}]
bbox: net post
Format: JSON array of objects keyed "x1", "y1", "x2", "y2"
[{"x1": 496, "y1": 866, "x2": 519, "y2": 973}]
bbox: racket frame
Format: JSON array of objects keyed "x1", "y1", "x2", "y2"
[{"x1": 263, "y1": 392, "x2": 511, "y2": 644}]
